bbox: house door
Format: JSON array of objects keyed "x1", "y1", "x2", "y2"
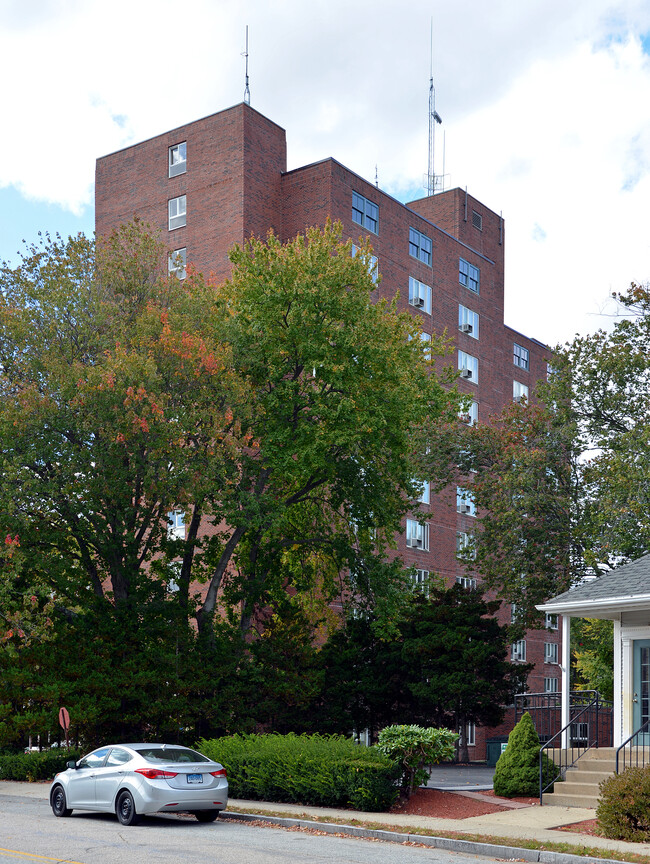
[{"x1": 633, "y1": 640, "x2": 650, "y2": 734}]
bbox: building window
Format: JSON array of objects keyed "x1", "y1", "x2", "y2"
[
  {"x1": 409, "y1": 227, "x2": 432, "y2": 265},
  {"x1": 415, "y1": 479, "x2": 430, "y2": 505},
  {"x1": 412, "y1": 568, "x2": 430, "y2": 596},
  {"x1": 168, "y1": 195, "x2": 186, "y2": 230},
  {"x1": 471, "y1": 210, "x2": 482, "y2": 231},
  {"x1": 406, "y1": 518, "x2": 429, "y2": 550},
  {"x1": 545, "y1": 642, "x2": 559, "y2": 664},
  {"x1": 351, "y1": 245, "x2": 378, "y2": 283},
  {"x1": 456, "y1": 575, "x2": 477, "y2": 590},
  {"x1": 456, "y1": 487, "x2": 476, "y2": 517},
  {"x1": 420, "y1": 332, "x2": 432, "y2": 360},
  {"x1": 458, "y1": 305, "x2": 479, "y2": 339},
  {"x1": 514, "y1": 343, "x2": 530, "y2": 370},
  {"x1": 511, "y1": 640, "x2": 527, "y2": 662},
  {"x1": 409, "y1": 276, "x2": 432, "y2": 313},
  {"x1": 465, "y1": 722, "x2": 476, "y2": 746},
  {"x1": 459, "y1": 258, "x2": 480, "y2": 293},
  {"x1": 169, "y1": 142, "x2": 187, "y2": 177},
  {"x1": 544, "y1": 677, "x2": 559, "y2": 693},
  {"x1": 167, "y1": 510, "x2": 185, "y2": 540},
  {"x1": 168, "y1": 247, "x2": 187, "y2": 280},
  {"x1": 459, "y1": 400, "x2": 478, "y2": 426},
  {"x1": 458, "y1": 351, "x2": 478, "y2": 384},
  {"x1": 352, "y1": 191, "x2": 378, "y2": 234},
  {"x1": 546, "y1": 613, "x2": 559, "y2": 630},
  {"x1": 456, "y1": 531, "x2": 476, "y2": 559},
  {"x1": 513, "y1": 381, "x2": 529, "y2": 403}
]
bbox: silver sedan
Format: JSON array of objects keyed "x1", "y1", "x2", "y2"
[{"x1": 49, "y1": 743, "x2": 228, "y2": 825}]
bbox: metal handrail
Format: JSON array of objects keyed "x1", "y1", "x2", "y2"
[
  {"x1": 616, "y1": 719, "x2": 650, "y2": 773},
  {"x1": 538, "y1": 694, "x2": 608, "y2": 805}
]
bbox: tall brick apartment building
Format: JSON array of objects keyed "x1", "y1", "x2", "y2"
[{"x1": 95, "y1": 101, "x2": 561, "y2": 759}]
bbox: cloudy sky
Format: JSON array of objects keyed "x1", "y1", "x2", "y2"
[{"x1": 1, "y1": 0, "x2": 649, "y2": 347}]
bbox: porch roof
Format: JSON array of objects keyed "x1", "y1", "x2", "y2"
[{"x1": 537, "y1": 554, "x2": 650, "y2": 618}]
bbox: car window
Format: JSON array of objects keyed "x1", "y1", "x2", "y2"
[
  {"x1": 78, "y1": 747, "x2": 111, "y2": 769},
  {"x1": 106, "y1": 748, "x2": 132, "y2": 767},
  {"x1": 134, "y1": 747, "x2": 210, "y2": 763}
]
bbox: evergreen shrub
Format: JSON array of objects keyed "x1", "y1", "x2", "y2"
[
  {"x1": 493, "y1": 712, "x2": 559, "y2": 798},
  {"x1": 197, "y1": 732, "x2": 397, "y2": 811},
  {"x1": 0, "y1": 749, "x2": 81, "y2": 782},
  {"x1": 597, "y1": 766, "x2": 650, "y2": 841}
]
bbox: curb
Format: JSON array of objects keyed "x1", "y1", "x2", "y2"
[{"x1": 225, "y1": 811, "x2": 625, "y2": 864}]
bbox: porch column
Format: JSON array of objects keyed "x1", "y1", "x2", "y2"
[
  {"x1": 613, "y1": 620, "x2": 622, "y2": 747},
  {"x1": 561, "y1": 614, "x2": 571, "y2": 750}
]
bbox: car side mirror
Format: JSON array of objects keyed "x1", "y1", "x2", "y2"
[{"x1": 66, "y1": 760, "x2": 77, "y2": 769}]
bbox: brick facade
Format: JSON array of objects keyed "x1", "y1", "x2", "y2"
[{"x1": 95, "y1": 102, "x2": 561, "y2": 760}]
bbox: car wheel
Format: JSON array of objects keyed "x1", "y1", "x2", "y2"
[
  {"x1": 193, "y1": 809, "x2": 219, "y2": 823},
  {"x1": 116, "y1": 790, "x2": 140, "y2": 826},
  {"x1": 50, "y1": 785, "x2": 72, "y2": 817}
]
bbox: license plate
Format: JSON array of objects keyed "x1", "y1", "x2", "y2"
[{"x1": 187, "y1": 774, "x2": 203, "y2": 784}]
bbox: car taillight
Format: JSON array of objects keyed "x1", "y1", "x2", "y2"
[
  {"x1": 135, "y1": 768, "x2": 178, "y2": 779},
  {"x1": 210, "y1": 769, "x2": 227, "y2": 777}
]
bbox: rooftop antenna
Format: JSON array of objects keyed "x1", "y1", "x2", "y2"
[
  {"x1": 243, "y1": 25, "x2": 251, "y2": 105},
  {"x1": 375, "y1": 164, "x2": 379, "y2": 188},
  {"x1": 427, "y1": 19, "x2": 443, "y2": 195}
]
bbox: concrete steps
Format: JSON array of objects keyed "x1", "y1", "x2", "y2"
[{"x1": 543, "y1": 748, "x2": 617, "y2": 809}]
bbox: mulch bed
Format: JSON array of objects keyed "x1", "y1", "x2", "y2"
[{"x1": 390, "y1": 787, "x2": 537, "y2": 819}]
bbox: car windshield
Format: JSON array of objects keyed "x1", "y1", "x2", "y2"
[{"x1": 134, "y1": 747, "x2": 210, "y2": 764}]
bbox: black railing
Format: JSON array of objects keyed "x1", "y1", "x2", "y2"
[
  {"x1": 516, "y1": 691, "x2": 613, "y2": 747},
  {"x1": 616, "y1": 719, "x2": 650, "y2": 773},
  {"x1": 537, "y1": 692, "x2": 613, "y2": 805}
]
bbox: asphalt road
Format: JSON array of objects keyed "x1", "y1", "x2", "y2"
[{"x1": 0, "y1": 791, "x2": 506, "y2": 864}]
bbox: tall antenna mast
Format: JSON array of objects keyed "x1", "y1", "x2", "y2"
[
  {"x1": 427, "y1": 20, "x2": 442, "y2": 196},
  {"x1": 243, "y1": 25, "x2": 251, "y2": 105}
]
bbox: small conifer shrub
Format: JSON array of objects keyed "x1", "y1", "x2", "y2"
[{"x1": 493, "y1": 712, "x2": 559, "y2": 798}]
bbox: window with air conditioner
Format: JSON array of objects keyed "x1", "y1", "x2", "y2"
[
  {"x1": 168, "y1": 195, "x2": 186, "y2": 230},
  {"x1": 168, "y1": 142, "x2": 187, "y2": 177},
  {"x1": 409, "y1": 227, "x2": 432, "y2": 265},
  {"x1": 408, "y1": 276, "x2": 432, "y2": 313},
  {"x1": 406, "y1": 518, "x2": 429, "y2": 550},
  {"x1": 458, "y1": 304, "x2": 479, "y2": 339},
  {"x1": 458, "y1": 351, "x2": 478, "y2": 384},
  {"x1": 511, "y1": 640, "x2": 526, "y2": 662},
  {"x1": 456, "y1": 487, "x2": 476, "y2": 516},
  {"x1": 459, "y1": 258, "x2": 480, "y2": 293},
  {"x1": 352, "y1": 191, "x2": 378, "y2": 234},
  {"x1": 544, "y1": 642, "x2": 559, "y2": 664}
]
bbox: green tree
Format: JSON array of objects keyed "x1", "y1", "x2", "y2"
[{"x1": 572, "y1": 618, "x2": 614, "y2": 701}]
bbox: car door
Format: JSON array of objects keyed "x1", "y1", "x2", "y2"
[
  {"x1": 94, "y1": 747, "x2": 133, "y2": 808},
  {"x1": 66, "y1": 747, "x2": 111, "y2": 808}
]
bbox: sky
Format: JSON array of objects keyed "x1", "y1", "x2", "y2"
[{"x1": 1, "y1": 0, "x2": 649, "y2": 347}]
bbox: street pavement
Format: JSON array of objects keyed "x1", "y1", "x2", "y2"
[{"x1": 2, "y1": 772, "x2": 649, "y2": 864}]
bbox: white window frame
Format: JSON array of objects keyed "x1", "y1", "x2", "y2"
[
  {"x1": 352, "y1": 191, "x2": 378, "y2": 234},
  {"x1": 406, "y1": 518, "x2": 429, "y2": 551},
  {"x1": 167, "y1": 510, "x2": 185, "y2": 540},
  {"x1": 513, "y1": 380, "x2": 529, "y2": 403},
  {"x1": 458, "y1": 305, "x2": 479, "y2": 339},
  {"x1": 511, "y1": 640, "x2": 527, "y2": 662},
  {"x1": 465, "y1": 722, "x2": 476, "y2": 746},
  {"x1": 169, "y1": 142, "x2": 187, "y2": 177},
  {"x1": 351, "y1": 245, "x2": 378, "y2": 284},
  {"x1": 412, "y1": 568, "x2": 430, "y2": 596},
  {"x1": 409, "y1": 227, "x2": 432, "y2": 265},
  {"x1": 415, "y1": 479, "x2": 430, "y2": 505},
  {"x1": 514, "y1": 343, "x2": 530, "y2": 370},
  {"x1": 458, "y1": 351, "x2": 478, "y2": 384},
  {"x1": 168, "y1": 247, "x2": 187, "y2": 280},
  {"x1": 456, "y1": 575, "x2": 477, "y2": 590},
  {"x1": 544, "y1": 677, "x2": 559, "y2": 693},
  {"x1": 459, "y1": 258, "x2": 480, "y2": 293},
  {"x1": 456, "y1": 530, "x2": 476, "y2": 559},
  {"x1": 456, "y1": 487, "x2": 476, "y2": 517},
  {"x1": 544, "y1": 642, "x2": 559, "y2": 664},
  {"x1": 408, "y1": 277, "x2": 432, "y2": 314},
  {"x1": 459, "y1": 400, "x2": 478, "y2": 426},
  {"x1": 546, "y1": 613, "x2": 559, "y2": 630},
  {"x1": 168, "y1": 195, "x2": 186, "y2": 230}
]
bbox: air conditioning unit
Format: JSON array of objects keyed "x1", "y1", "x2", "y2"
[
  {"x1": 460, "y1": 368, "x2": 472, "y2": 379},
  {"x1": 414, "y1": 296, "x2": 425, "y2": 308},
  {"x1": 459, "y1": 504, "x2": 472, "y2": 514},
  {"x1": 459, "y1": 323, "x2": 473, "y2": 334}
]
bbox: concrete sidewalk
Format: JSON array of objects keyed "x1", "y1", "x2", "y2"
[{"x1": 2, "y1": 780, "x2": 648, "y2": 863}]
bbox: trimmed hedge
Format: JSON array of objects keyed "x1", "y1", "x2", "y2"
[
  {"x1": 0, "y1": 749, "x2": 81, "y2": 782},
  {"x1": 197, "y1": 733, "x2": 398, "y2": 812},
  {"x1": 597, "y1": 766, "x2": 650, "y2": 841}
]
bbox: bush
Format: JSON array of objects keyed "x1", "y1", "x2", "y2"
[
  {"x1": 376, "y1": 725, "x2": 458, "y2": 798},
  {"x1": 493, "y1": 712, "x2": 559, "y2": 798},
  {"x1": 197, "y1": 732, "x2": 397, "y2": 811},
  {"x1": 597, "y1": 766, "x2": 650, "y2": 841},
  {"x1": 0, "y1": 749, "x2": 81, "y2": 782}
]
